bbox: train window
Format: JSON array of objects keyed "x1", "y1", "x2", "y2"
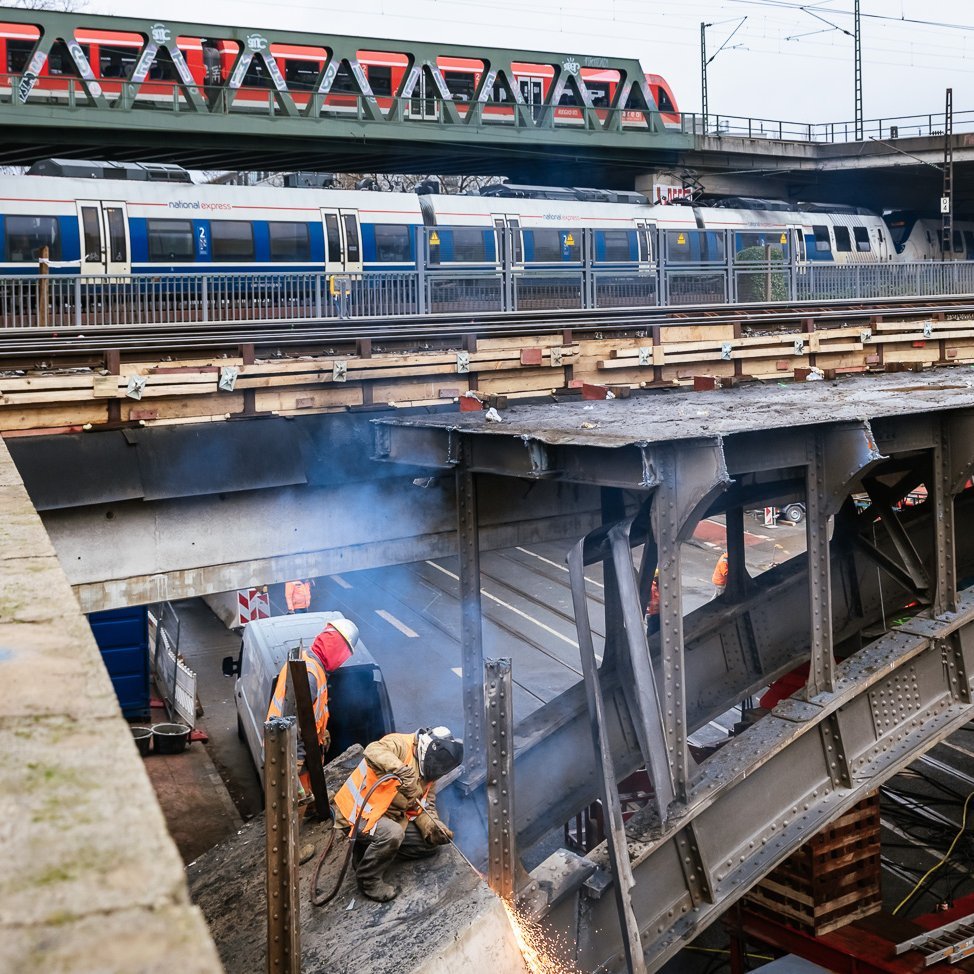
[
  {"x1": 528, "y1": 229, "x2": 563, "y2": 262},
  {"x1": 368, "y1": 65, "x2": 392, "y2": 97},
  {"x1": 558, "y1": 90, "x2": 578, "y2": 107},
  {"x1": 965, "y1": 231, "x2": 974, "y2": 254},
  {"x1": 284, "y1": 59, "x2": 321, "y2": 91},
  {"x1": 5, "y1": 216, "x2": 61, "y2": 262},
  {"x1": 443, "y1": 70, "x2": 475, "y2": 102},
  {"x1": 147, "y1": 220, "x2": 194, "y2": 261},
  {"x1": 323, "y1": 215, "x2": 341, "y2": 262},
  {"x1": 853, "y1": 226, "x2": 871, "y2": 252},
  {"x1": 7, "y1": 40, "x2": 34, "y2": 74},
  {"x1": 451, "y1": 227, "x2": 486, "y2": 262},
  {"x1": 656, "y1": 88, "x2": 674, "y2": 112},
  {"x1": 602, "y1": 230, "x2": 633, "y2": 261},
  {"x1": 833, "y1": 226, "x2": 852, "y2": 252},
  {"x1": 148, "y1": 49, "x2": 178, "y2": 82},
  {"x1": 954, "y1": 230, "x2": 964, "y2": 254},
  {"x1": 343, "y1": 215, "x2": 361, "y2": 263},
  {"x1": 80, "y1": 207, "x2": 101, "y2": 261},
  {"x1": 100, "y1": 46, "x2": 137, "y2": 79},
  {"x1": 373, "y1": 225, "x2": 411, "y2": 262},
  {"x1": 587, "y1": 82, "x2": 610, "y2": 107},
  {"x1": 269, "y1": 222, "x2": 311, "y2": 261},
  {"x1": 812, "y1": 226, "x2": 832, "y2": 253},
  {"x1": 331, "y1": 63, "x2": 357, "y2": 93},
  {"x1": 242, "y1": 58, "x2": 271, "y2": 89},
  {"x1": 48, "y1": 41, "x2": 90, "y2": 77},
  {"x1": 665, "y1": 230, "x2": 693, "y2": 261},
  {"x1": 105, "y1": 207, "x2": 127, "y2": 263},
  {"x1": 211, "y1": 221, "x2": 255, "y2": 261}
]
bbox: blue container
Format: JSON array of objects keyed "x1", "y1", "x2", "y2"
[{"x1": 88, "y1": 606, "x2": 150, "y2": 719}]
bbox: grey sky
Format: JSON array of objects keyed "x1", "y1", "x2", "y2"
[{"x1": 92, "y1": 0, "x2": 970, "y2": 123}]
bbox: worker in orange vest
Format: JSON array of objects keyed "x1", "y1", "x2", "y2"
[
  {"x1": 712, "y1": 551, "x2": 729, "y2": 599},
  {"x1": 266, "y1": 618, "x2": 359, "y2": 795},
  {"x1": 285, "y1": 579, "x2": 312, "y2": 614},
  {"x1": 645, "y1": 567, "x2": 660, "y2": 636},
  {"x1": 334, "y1": 726, "x2": 463, "y2": 902}
]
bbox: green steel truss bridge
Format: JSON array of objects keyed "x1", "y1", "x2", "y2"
[{"x1": 0, "y1": 9, "x2": 692, "y2": 181}]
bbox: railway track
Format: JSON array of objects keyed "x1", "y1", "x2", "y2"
[{"x1": 2, "y1": 293, "x2": 973, "y2": 358}]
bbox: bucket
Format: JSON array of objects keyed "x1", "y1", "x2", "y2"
[
  {"x1": 131, "y1": 725, "x2": 153, "y2": 757},
  {"x1": 152, "y1": 722, "x2": 190, "y2": 755}
]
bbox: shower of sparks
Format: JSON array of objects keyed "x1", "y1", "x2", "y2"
[{"x1": 503, "y1": 900, "x2": 575, "y2": 974}]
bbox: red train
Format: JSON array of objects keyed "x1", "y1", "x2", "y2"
[{"x1": 0, "y1": 21, "x2": 680, "y2": 128}]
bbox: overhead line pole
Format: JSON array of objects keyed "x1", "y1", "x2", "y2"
[
  {"x1": 700, "y1": 22, "x2": 709, "y2": 134},
  {"x1": 854, "y1": 0, "x2": 863, "y2": 140}
]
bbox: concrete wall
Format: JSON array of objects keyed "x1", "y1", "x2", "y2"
[{"x1": 0, "y1": 439, "x2": 223, "y2": 972}]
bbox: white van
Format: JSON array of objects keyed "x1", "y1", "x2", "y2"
[{"x1": 223, "y1": 611, "x2": 395, "y2": 784}]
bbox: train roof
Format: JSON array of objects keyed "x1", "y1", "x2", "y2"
[
  {"x1": 479, "y1": 184, "x2": 648, "y2": 205},
  {"x1": 28, "y1": 159, "x2": 193, "y2": 183}
]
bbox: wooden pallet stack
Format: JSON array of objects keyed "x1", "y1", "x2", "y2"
[{"x1": 744, "y1": 793, "x2": 882, "y2": 936}]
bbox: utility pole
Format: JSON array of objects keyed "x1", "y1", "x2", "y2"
[
  {"x1": 700, "y1": 22, "x2": 709, "y2": 134},
  {"x1": 943, "y1": 87, "x2": 954, "y2": 260},
  {"x1": 854, "y1": 0, "x2": 863, "y2": 140}
]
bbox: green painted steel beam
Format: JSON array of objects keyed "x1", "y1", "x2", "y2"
[{"x1": 0, "y1": 8, "x2": 693, "y2": 170}]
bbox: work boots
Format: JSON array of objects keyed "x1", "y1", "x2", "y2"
[{"x1": 358, "y1": 879, "x2": 398, "y2": 903}]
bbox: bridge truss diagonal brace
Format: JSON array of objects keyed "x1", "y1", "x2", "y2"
[
  {"x1": 553, "y1": 590, "x2": 974, "y2": 974},
  {"x1": 804, "y1": 422, "x2": 886, "y2": 699},
  {"x1": 651, "y1": 439, "x2": 732, "y2": 801}
]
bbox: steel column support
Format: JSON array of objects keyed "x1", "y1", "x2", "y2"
[
  {"x1": 569, "y1": 538, "x2": 647, "y2": 974},
  {"x1": 456, "y1": 462, "x2": 486, "y2": 783},
  {"x1": 485, "y1": 657, "x2": 517, "y2": 900},
  {"x1": 725, "y1": 505, "x2": 747, "y2": 602},
  {"x1": 934, "y1": 418, "x2": 958, "y2": 615},
  {"x1": 264, "y1": 717, "x2": 300, "y2": 974},
  {"x1": 805, "y1": 431, "x2": 834, "y2": 697}
]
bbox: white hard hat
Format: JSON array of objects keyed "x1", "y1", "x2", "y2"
[{"x1": 330, "y1": 618, "x2": 359, "y2": 651}]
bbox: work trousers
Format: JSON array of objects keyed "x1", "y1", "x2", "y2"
[{"x1": 354, "y1": 817, "x2": 437, "y2": 889}]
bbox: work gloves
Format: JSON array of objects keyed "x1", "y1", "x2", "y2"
[{"x1": 415, "y1": 810, "x2": 453, "y2": 846}]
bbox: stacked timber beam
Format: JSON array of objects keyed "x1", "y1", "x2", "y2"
[{"x1": 2, "y1": 313, "x2": 973, "y2": 434}]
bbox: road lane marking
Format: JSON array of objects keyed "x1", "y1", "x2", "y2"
[
  {"x1": 426, "y1": 560, "x2": 579, "y2": 649},
  {"x1": 375, "y1": 609, "x2": 419, "y2": 638},
  {"x1": 331, "y1": 574, "x2": 352, "y2": 590},
  {"x1": 515, "y1": 546, "x2": 604, "y2": 588}
]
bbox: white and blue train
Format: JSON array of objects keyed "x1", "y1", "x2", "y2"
[{"x1": 0, "y1": 159, "x2": 965, "y2": 279}]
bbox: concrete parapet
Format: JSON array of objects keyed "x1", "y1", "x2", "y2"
[{"x1": 0, "y1": 438, "x2": 223, "y2": 973}]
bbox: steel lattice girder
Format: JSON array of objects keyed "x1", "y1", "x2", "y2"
[
  {"x1": 380, "y1": 396, "x2": 974, "y2": 971},
  {"x1": 0, "y1": 9, "x2": 689, "y2": 170}
]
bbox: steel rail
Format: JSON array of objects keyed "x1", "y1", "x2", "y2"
[{"x1": 1, "y1": 295, "x2": 973, "y2": 358}]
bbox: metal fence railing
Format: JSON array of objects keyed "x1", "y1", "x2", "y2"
[
  {"x1": 6, "y1": 235, "x2": 974, "y2": 330},
  {"x1": 148, "y1": 602, "x2": 197, "y2": 729}
]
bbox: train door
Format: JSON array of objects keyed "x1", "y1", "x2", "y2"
[
  {"x1": 519, "y1": 77, "x2": 545, "y2": 121},
  {"x1": 320, "y1": 208, "x2": 363, "y2": 274},
  {"x1": 77, "y1": 200, "x2": 131, "y2": 275},
  {"x1": 409, "y1": 74, "x2": 439, "y2": 121},
  {"x1": 492, "y1": 214, "x2": 523, "y2": 268},
  {"x1": 635, "y1": 220, "x2": 655, "y2": 268}
]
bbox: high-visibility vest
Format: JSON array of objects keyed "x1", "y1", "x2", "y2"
[
  {"x1": 286, "y1": 580, "x2": 311, "y2": 611},
  {"x1": 712, "y1": 553, "x2": 729, "y2": 587},
  {"x1": 334, "y1": 738, "x2": 433, "y2": 835},
  {"x1": 266, "y1": 650, "x2": 329, "y2": 748}
]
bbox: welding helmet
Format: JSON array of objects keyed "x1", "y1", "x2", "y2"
[
  {"x1": 330, "y1": 618, "x2": 359, "y2": 651},
  {"x1": 417, "y1": 726, "x2": 463, "y2": 780}
]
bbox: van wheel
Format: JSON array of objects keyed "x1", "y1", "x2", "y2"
[
  {"x1": 237, "y1": 714, "x2": 246, "y2": 742},
  {"x1": 781, "y1": 504, "x2": 805, "y2": 524}
]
